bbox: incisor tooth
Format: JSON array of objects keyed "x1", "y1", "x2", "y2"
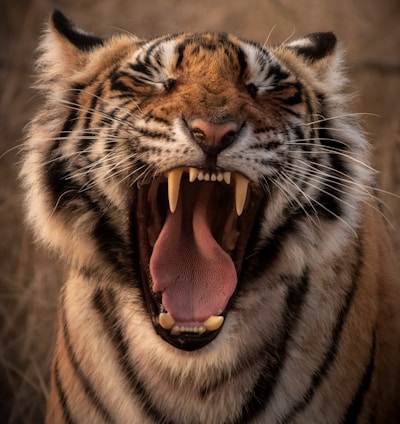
[
  {"x1": 223, "y1": 171, "x2": 231, "y2": 185},
  {"x1": 203, "y1": 315, "x2": 224, "y2": 332},
  {"x1": 159, "y1": 312, "x2": 176, "y2": 330},
  {"x1": 235, "y1": 173, "x2": 249, "y2": 216},
  {"x1": 171, "y1": 325, "x2": 181, "y2": 335},
  {"x1": 167, "y1": 168, "x2": 183, "y2": 213},
  {"x1": 189, "y1": 167, "x2": 198, "y2": 182}
]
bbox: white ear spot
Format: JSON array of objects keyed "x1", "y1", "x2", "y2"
[{"x1": 286, "y1": 32, "x2": 337, "y2": 62}]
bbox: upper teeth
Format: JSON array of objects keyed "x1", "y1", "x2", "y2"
[{"x1": 166, "y1": 167, "x2": 249, "y2": 216}]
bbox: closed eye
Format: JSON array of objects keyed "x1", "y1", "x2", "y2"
[
  {"x1": 164, "y1": 78, "x2": 175, "y2": 91},
  {"x1": 246, "y1": 83, "x2": 258, "y2": 98}
]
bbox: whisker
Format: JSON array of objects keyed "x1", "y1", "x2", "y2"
[
  {"x1": 303, "y1": 112, "x2": 380, "y2": 127},
  {"x1": 0, "y1": 142, "x2": 26, "y2": 159},
  {"x1": 286, "y1": 140, "x2": 376, "y2": 172},
  {"x1": 271, "y1": 172, "x2": 322, "y2": 229},
  {"x1": 284, "y1": 160, "x2": 397, "y2": 229},
  {"x1": 281, "y1": 171, "x2": 358, "y2": 236}
]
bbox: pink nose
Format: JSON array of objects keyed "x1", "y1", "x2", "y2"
[{"x1": 188, "y1": 118, "x2": 239, "y2": 154}]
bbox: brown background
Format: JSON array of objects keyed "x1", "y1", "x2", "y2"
[{"x1": 1, "y1": 0, "x2": 399, "y2": 422}]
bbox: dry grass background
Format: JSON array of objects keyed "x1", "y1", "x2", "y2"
[{"x1": 0, "y1": 0, "x2": 399, "y2": 422}]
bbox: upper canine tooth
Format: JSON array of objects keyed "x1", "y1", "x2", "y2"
[
  {"x1": 203, "y1": 315, "x2": 224, "y2": 332},
  {"x1": 189, "y1": 167, "x2": 198, "y2": 182},
  {"x1": 167, "y1": 168, "x2": 183, "y2": 213},
  {"x1": 235, "y1": 173, "x2": 249, "y2": 216}
]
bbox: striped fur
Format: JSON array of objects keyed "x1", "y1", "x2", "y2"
[{"x1": 21, "y1": 11, "x2": 400, "y2": 423}]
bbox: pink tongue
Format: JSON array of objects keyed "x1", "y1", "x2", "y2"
[{"x1": 149, "y1": 183, "x2": 237, "y2": 323}]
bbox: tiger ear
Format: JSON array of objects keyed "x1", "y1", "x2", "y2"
[
  {"x1": 50, "y1": 10, "x2": 104, "y2": 52},
  {"x1": 285, "y1": 32, "x2": 337, "y2": 62},
  {"x1": 284, "y1": 32, "x2": 344, "y2": 90},
  {"x1": 35, "y1": 10, "x2": 104, "y2": 89}
]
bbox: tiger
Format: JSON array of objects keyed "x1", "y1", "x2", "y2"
[{"x1": 20, "y1": 9, "x2": 400, "y2": 424}]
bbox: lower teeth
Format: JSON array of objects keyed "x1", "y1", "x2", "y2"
[
  {"x1": 159, "y1": 313, "x2": 224, "y2": 334},
  {"x1": 171, "y1": 325, "x2": 207, "y2": 335}
]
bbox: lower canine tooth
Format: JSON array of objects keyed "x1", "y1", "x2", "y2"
[
  {"x1": 222, "y1": 229, "x2": 240, "y2": 252},
  {"x1": 159, "y1": 313, "x2": 176, "y2": 330},
  {"x1": 203, "y1": 315, "x2": 224, "y2": 332},
  {"x1": 147, "y1": 227, "x2": 157, "y2": 247}
]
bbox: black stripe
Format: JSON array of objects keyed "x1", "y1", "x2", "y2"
[
  {"x1": 83, "y1": 84, "x2": 102, "y2": 129},
  {"x1": 92, "y1": 288, "x2": 174, "y2": 424},
  {"x1": 129, "y1": 61, "x2": 153, "y2": 77},
  {"x1": 241, "y1": 204, "x2": 304, "y2": 282},
  {"x1": 279, "y1": 105, "x2": 302, "y2": 117},
  {"x1": 59, "y1": 108, "x2": 79, "y2": 140},
  {"x1": 235, "y1": 270, "x2": 310, "y2": 422},
  {"x1": 175, "y1": 40, "x2": 186, "y2": 68},
  {"x1": 343, "y1": 331, "x2": 376, "y2": 423},
  {"x1": 313, "y1": 128, "x2": 349, "y2": 220},
  {"x1": 61, "y1": 301, "x2": 115, "y2": 423},
  {"x1": 110, "y1": 71, "x2": 135, "y2": 94},
  {"x1": 266, "y1": 63, "x2": 290, "y2": 82},
  {"x1": 54, "y1": 359, "x2": 75, "y2": 424},
  {"x1": 45, "y1": 154, "x2": 81, "y2": 211},
  {"x1": 236, "y1": 46, "x2": 248, "y2": 78},
  {"x1": 280, "y1": 83, "x2": 303, "y2": 106},
  {"x1": 134, "y1": 126, "x2": 171, "y2": 141},
  {"x1": 45, "y1": 89, "x2": 81, "y2": 210},
  {"x1": 92, "y1": 213, "x2": 135, "y2": 282},
  {"x1": 281, "y1": 235, "x2": 364, "y2": 422},
  {"x1": 142, "y1": 35, "x2": 176, "y2": 66}
]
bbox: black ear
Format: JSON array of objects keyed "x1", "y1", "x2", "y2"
[
  {"x1": 286, "y1": 32, "x2": 337, "y2": 62},
  {"x1": 51, "y1": 10, "x2": 104, "y2": 51}
]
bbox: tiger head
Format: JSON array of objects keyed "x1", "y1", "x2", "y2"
[{"x1": 22, "y1": 11, "x2": 368, "y2": 351}]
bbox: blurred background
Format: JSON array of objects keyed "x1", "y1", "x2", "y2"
[{"x1": 1, "y1": 0, "x2": 399, "y2": 422}]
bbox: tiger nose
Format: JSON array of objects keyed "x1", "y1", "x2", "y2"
[{"x1": 188, "y1": 118, "x2": 239, "y2": 154}]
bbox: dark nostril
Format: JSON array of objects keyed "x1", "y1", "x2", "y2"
[
  {"x1": 191, "y1": 128, "x2": 206, "y2": 143},
  {"x1": 221, "y1": 130, "x2": 237, "y2": 147}
]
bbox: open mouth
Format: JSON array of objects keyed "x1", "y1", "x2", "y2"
[{"x1": 135, "y1": 167, "x2": 261, "y2": 350}]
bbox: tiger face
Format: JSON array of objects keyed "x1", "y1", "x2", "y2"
[
  {"x1": 23, "y1": 12, "x2": 366, "y2": 352},
  {"x1": 21, "y1": 11, "x2": 400, "y2": 424}
]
